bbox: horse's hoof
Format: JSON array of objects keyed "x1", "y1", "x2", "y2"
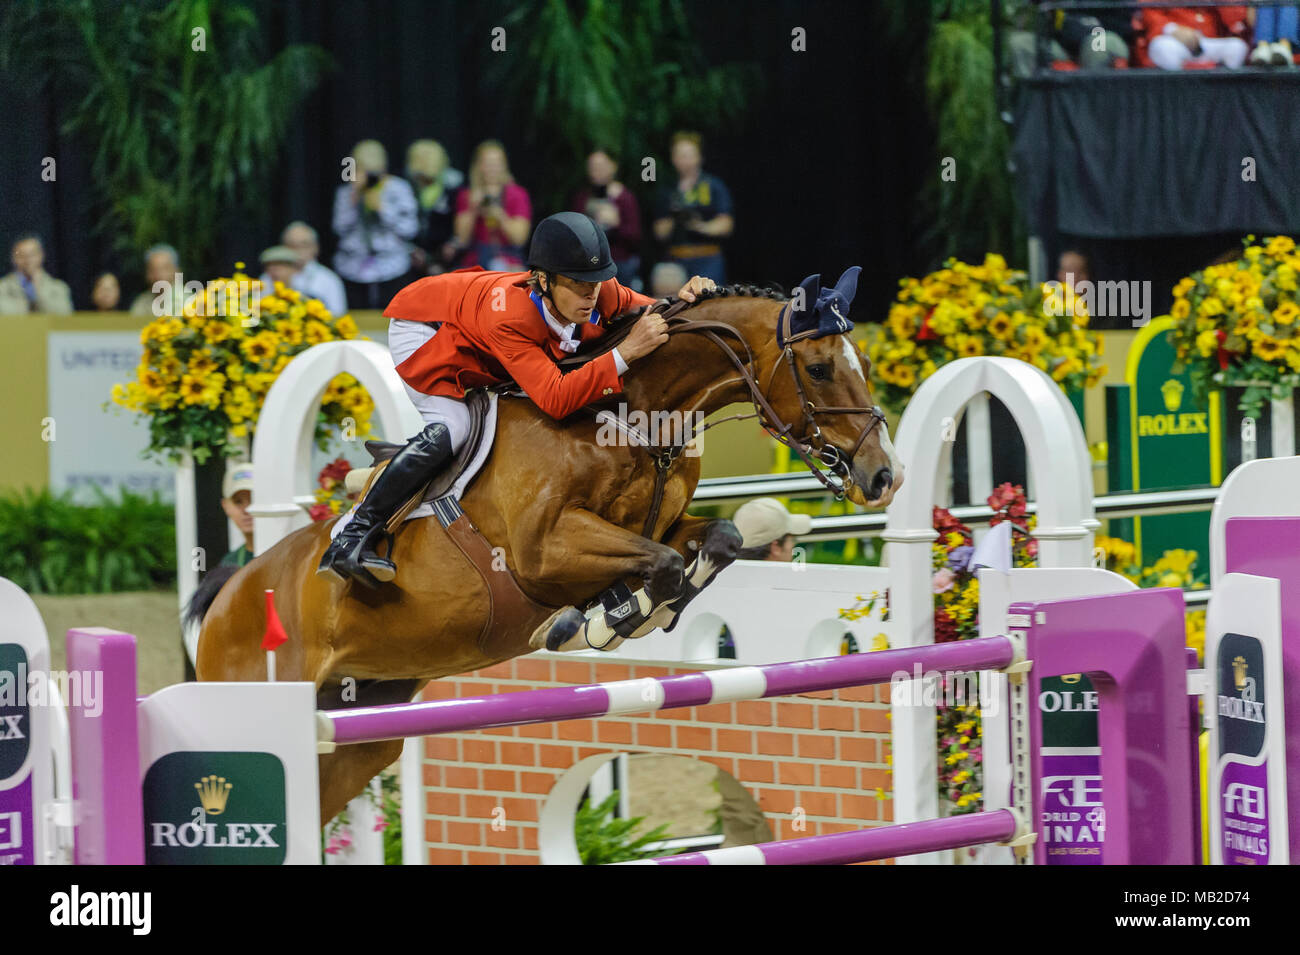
[
  {"x1": 703, "y1": 519, "x2": 743, "y2": 563},
  {"x1": 530, "y1": 607, "x2": 585, "y2": 652}
]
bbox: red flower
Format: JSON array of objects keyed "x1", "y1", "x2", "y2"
[
  {"x1": 933, "y1": 507, "x2": 973, "y2": 544},
  {"x1": 933, "y1": 608, "x2": 958, "y2": 643},
  {"x1": 308, "y1": 503, "x2": 335, "y2": 522},
  {"x1": 917, "y1": 306, "x2": 938, "y2": 341},
  {"x1": 986, "y1": 482, "x2": 1025, "y2": 511},
  {"x1": 318, "y1": 456, "x2": 353, "y2": 489},
  {"x1": 1215, "y1": 329, "x2": 1231, "y2": 371}
]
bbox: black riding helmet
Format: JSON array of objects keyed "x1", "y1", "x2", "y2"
[{"x1": 527, "y1": 211, "x2": 618, "y2": 283}]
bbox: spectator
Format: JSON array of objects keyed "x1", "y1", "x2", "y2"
[
  {"x1": 572, "y1": 148, "x2": 643, "y2": 289},
  {"x1": 91, "y1": 272, "x2": 121, "y2": 311},
  {"x1": 1142, "y1": 6, "x2": 1249, "y2": 69},
  {"x1": 649, "y1": 261, "x2": 688, "y2": 299},
  {"x1": 1007, "y1": 1, "x2": 1135, "y2": 75},
  {"x1": 406, "y1": 139, "x2": 465, "y2": 276},
  {"x1": 1058, "y1": 248, "x2": 1091, "y2": 291},
  {"x1": 129, "y1": 244, "x2": 185, "y2": 317},
  {"x1": 453, "y1": 140, "x2": 532, "y2": 271},
  {"x1": 1248, "y1": 4, "x2": 1297, "y2": 65},
  {"x1": 219, "y1": 463, "x2": 255, "y2": 568},
  {"x1": 333, "y1": 139, "x2": 419, "y2": 310},
  {"x1": 732, "y1": 498, "x2": 812, "y2": 562},
  {"x1": 258, "y1": 245, "x2": 301, "y2": 296},
  {"x1": 653, "y1": 131, "x2": 733, "y2": 285},
  {"x1": 281, "y1": 221, "x2": 348, "y2": 317},
  {"x1": 0, "y1": 234, "x2": 73, "y2": 314}
]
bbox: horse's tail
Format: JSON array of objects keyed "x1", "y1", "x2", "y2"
[{"x1": 184, "y1": 563, "x2": 240, "y2": 629}]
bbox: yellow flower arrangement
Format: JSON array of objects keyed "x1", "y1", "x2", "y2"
[
  {"x1": 866, "y1": 253, "x2": 1106, "y2": 413},
  {"x1": 1168, "y1": 236, "x2": 1300, "y2": 420},
  {"x1": 111, "y1": 269, "x2": 373, "y2": 463}
]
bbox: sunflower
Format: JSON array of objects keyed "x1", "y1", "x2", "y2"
[
  {"x1": 1253, "y1": 336, "x2": 1286, "y2": 362},
  {"x1": 179, "y1": 373, "x2": 210, "y2": 406},
  {"x1": 1274, "y1": 302, "x2": 1300, "y2": 325},
  {"x1": 1266, "y1": 235, "x2": 1296, "y2": 257},
  {"x1": 304, "y1": 320, "x2": 332, "y2": 345},
  {"x1": 986, "y1": 312, "x2": 1013, "y2": 340}
]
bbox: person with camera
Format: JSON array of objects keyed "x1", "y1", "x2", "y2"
[
  {"x1": 571, "y1": 148, "x2": 643, "y2": 289},
  {"x1": 451, "y1": 140, "x2": 532, "y2": 272},
  {"x1": 406, "y1": 139, "x2": 465, "y2": 276},
  {"x1": 652, "y1": 131, "x2": 733, "y2": 285},
  {"x1": 332, "y1": 139, "x2": 419, "y2": 310}
]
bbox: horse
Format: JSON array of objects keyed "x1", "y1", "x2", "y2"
[{"x1": 193, "y1": 281, "x2": 904, "y2": 823}]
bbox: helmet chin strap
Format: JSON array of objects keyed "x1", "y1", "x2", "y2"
[{"x1": 538, "y1": 271, "x2": 560, "y2": 312}]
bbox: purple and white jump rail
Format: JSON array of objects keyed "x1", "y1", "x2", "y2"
[
  {"x1": 59, "y1": 584, "x2": 1192, "y2": 865},
  {"x1": 320, "y1": 587, "x2": 1191, "y2": 866},
  {"x1": 320, "y1": 638, "x2": 1023, "y2": 745}
]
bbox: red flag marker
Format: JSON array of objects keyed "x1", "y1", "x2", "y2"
[
  {"x1": 262, "y1": 589, "x2": 288, "y2": 682},
  {"x1": 262, "y1": 589, "x2": 289, "y2": 651}
]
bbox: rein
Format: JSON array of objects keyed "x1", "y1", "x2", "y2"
[{"x1": 629, "y1": 297, "x2": 888, "y2": 537}]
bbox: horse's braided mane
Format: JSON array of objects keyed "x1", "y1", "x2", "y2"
[{"x1": 642, "y1": 283, "x2": 789, "y2": 313}]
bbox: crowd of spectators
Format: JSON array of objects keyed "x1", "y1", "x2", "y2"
[
  {"x1": 1008, "y1": 3, "x2": 1298, "y2": 74},
  {"x1": 3, "y1": 129, "x2": 739, "y2": 317}
]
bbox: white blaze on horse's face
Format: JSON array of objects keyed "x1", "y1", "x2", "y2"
[
  {"x1": 835, "y1": 335, "x2": 904, "y2": 509},
  {"x1": 841, "y1": 337, "x2": 867, "y2": 383}
]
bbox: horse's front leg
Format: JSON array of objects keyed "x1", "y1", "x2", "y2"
[
  {"x1": 524, "y1": 512, "x2": 740, "y2": 653},
  {"x1": 644, "y1": 515, "x2": 743, "y2": 634}
]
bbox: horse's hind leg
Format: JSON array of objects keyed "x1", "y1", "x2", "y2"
[
  {"x1": 319, "y1": 739, "x2": 406, "y2": 825},
  {"x1": 317, "y1": 678, "x2": 430, "y2": 825}
]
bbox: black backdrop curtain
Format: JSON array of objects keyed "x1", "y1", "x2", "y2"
[{"x1": 0, "y1": 0, "x2": 933, "y2": 324}]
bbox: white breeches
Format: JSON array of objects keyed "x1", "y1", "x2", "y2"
[{"x1": 388, "y1": 318, "x2": 471, "y2": 452}]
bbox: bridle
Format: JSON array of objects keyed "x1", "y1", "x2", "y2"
[{"x1": 631, "y1": 296, "x2": 889, "y2": 536}]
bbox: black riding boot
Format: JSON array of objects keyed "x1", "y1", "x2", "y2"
[{"x1": 316, "y1": 423, "x2": 454, "y2": 588}]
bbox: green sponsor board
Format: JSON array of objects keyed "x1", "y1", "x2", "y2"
[
  {"x1": 0, "y1": 644, "x2": 30, "y2": 776},
  {"x1": 142, "y1": 751, "x2": 288, "y2": 864},
  {"x1": 1109, "y1": 317, "x2": 1221, "y2": 565},
  {"x1": 1040, "y1": 675, "x2": 1099, "y2": 747}
]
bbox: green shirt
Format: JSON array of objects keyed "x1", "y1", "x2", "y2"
[{"x1": 219, "y1": 544, "x2": 252, "y2": 568}]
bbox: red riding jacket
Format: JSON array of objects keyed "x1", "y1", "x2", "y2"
[{"x1": 384, "y1": 267, "x2": 654, "y2": 419}]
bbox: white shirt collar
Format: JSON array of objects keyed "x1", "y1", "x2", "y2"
[{"x1": 539, "y1": 298, "x2": 582, "y2": 353}]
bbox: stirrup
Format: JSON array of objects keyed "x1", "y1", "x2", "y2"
[{"x1": 356, "y1": 529, "x2": 398, "y2": 582}]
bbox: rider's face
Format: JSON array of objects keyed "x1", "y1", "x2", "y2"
[{"x1": 545, "y1": 275, "x2": 601, "y2": 324}]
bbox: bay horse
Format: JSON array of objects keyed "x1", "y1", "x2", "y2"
[{"x1": 194, "y1": 281, "x2": 904, "y2": 823}]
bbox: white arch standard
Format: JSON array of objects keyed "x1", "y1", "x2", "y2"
[
  {"x1": 248, "y1": 339, "x2": 424, "y2": 554},
  {"x1": 1210, "y1": 456, "x2": 1300, "y2": 585},
  {"x1": 882, "y1": 356, "x2": 1099, "y2": 861}
]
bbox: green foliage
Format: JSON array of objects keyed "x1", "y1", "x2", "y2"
[
  {"x1": 378, "y1": 770, "x2": 403, "y2": 865},
  {"x1": 574, "y1": 791, "x2": 673, "y2": 865},
  {"x1": 0, "y1": 0, "x2": 330, "y2": 278},
  {"x1": 0, "y1": 488, "x2": 176, "y2": 594},
  {"x1": 482, "y1": 0, "x2": 760, "y2": 210},
  {"x1": 881, "y1": 0, "x2": 1025, "y2": 268}
]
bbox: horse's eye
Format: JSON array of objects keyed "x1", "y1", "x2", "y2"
[{"x1": 807, "y1": 364, "x2": 830, "y2": 382}]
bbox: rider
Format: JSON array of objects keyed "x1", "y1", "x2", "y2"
[{"x1": 318, "y1": 210, "x2": 716, "y2": 588}]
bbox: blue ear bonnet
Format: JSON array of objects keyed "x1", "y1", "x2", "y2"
[{"x1": 778, "y1": 266, "x2": 861, "y2": 348}]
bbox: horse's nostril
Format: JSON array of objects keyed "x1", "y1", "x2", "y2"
[{"x1": 871, "y1": 468, "x2": 893, "y2": 496}]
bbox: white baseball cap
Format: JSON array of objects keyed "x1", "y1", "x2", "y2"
[
  {"x1": 223, "y1": 463, "x2": 255, "y2": 499},
  {"x1": 732, "y1": 497, "x2": 812, "y2": 549}
]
